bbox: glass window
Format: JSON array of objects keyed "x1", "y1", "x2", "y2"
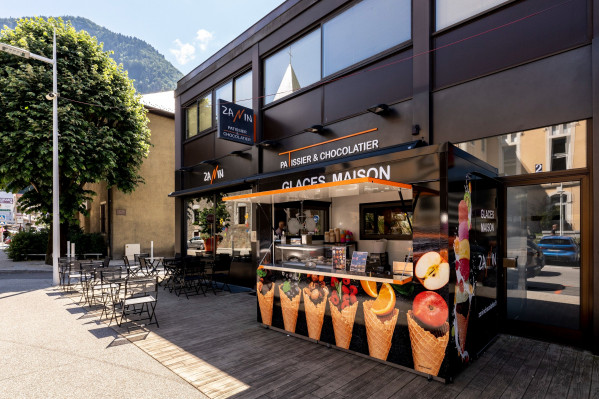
[
  {"x1": 186, "y1": 103, "x2": 198, "y2": 139},
  {"x1": 323, "y1": 0, "x2": 411, "y2": 76},
  {"x1": 456, "y1": 121, "x2": 587, "y2": 177},
  {"x1": 506, "y1": 181, "x2": 580, "y2": 330},
  {"x1": 436, "y1": 0, "x2": 509, "y2": 30},
  {"x1": 264, "y1": 29, "x2": 321, "y2": 105},
  {"x1": 215, "y1": 82, "x2": 232, "y2": 122},
  {"x1": 198, "y1": 93, "x2": 212, "y2": 132},
  {"x1": 234, "y1": 70, "x2": 253, "y2": 109}
]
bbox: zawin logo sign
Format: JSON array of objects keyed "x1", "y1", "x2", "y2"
[{"x1": 217, "y1": 99, "x2": 254, "y2": 145}]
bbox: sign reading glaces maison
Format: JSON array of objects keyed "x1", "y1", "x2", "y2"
[{"x1": 217, "y1": 100, "x2": 254, "y2": 145}]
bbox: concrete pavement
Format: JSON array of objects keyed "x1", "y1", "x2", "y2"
[{"x1": 0, "y1": 250, "x2": 207, "y2": 399}]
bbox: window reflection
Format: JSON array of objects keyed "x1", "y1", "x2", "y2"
[
  {"x1": 323, "y1": 0, "x2": 411, "y2": 76},
  {"x1": 186, "y1": 104, "x2": 197, "y2": 139},
  {"x1": 506, "y1": 182, "x2": 580, "y2": 330},
  {"x1": 215, "y1": 81, "x2": 233, "y2": 122},
  {"x1": 235, "y1": 71, "x2": 253, "y2": 109},
  {"x1": 263, "y1": 29, "x2": 321, "y2": 105},
  {"x1": 198, "y1": 94, "x2": 212, "y2": 132},
  {"x1": 457, "y1": 121, "x2": 586, "y2": 176},
  {"x1": 436, "y1": 0, "x2": 509, "y2": 30}
]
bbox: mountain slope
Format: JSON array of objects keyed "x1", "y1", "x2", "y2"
[{"x1": 0, "y1": 16, "x2": 182, "y2": 94}]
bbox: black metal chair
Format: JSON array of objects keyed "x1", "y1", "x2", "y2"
[
  {"x1": 210, "y1": 254, "x2": 232, "y2": 293},
  {"x1": 123, "y1": 255, "x2": 141, "y2": 277},
  {"x1": 174, "y1": 257, "x2": 206, "y2": 298},
  {"x1": 115, "y1": 276, "x2": 159, "y2": 329}
]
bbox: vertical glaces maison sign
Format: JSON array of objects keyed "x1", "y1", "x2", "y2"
[{"x1": 217, "y1": 99, "x2": 254, "y2": 145}]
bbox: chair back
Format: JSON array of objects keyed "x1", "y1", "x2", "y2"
[
  {"x1": 139, "y1": 256, "x2": 147, "y2": 269},
  {"x1": 100, "y1": 266, "x2": 123, "y2": 283},
  {"x1": 123, "y1": 255, "x2": 130, "y2": 267},
  {"x1": 214, "y1": 254, "x2": 232, "y2": 272},
  {"x1": 102, "y1": 256, "x2": 110, "y2": 268},
  {"x1": 134, "y1": 253, "x2": 149, "y2": 265},
  {"x1": 124, "y1": 277, "x2": 157, "y2": 299}
]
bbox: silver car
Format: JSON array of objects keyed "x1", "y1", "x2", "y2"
[{"x1": 188, "y1": 237, "x2": 205, "y2": 249}]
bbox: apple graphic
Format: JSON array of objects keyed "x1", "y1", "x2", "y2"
[
  {"x1": 412, "y1": 291, "x2": 448, "y2": 329},
  {"x1": 415, "y1": 251, "x2": 450, "y2": 290}
]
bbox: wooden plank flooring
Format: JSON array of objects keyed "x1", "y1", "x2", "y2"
[{"x1": 72, "y1": 287, "x2": 597, "y2": 399}]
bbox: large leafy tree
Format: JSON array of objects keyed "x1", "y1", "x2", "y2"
[{"x1": 0, "y1": 17, "x2": 151, "y2": 257}]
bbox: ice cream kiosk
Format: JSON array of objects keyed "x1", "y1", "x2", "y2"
[{"x1": 224, "y1": 143, "x2": 500, "y2": 382}]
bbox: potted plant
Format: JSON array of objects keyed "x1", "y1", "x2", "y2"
[{"x1": 194, "y1": 194, "x2": 231, "y2": 252}]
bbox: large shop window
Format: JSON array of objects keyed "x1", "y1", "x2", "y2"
[
  {"x1": 436, "y1": 0, "x2": 510, "y2": 30},
  {"x1": 185, "y1": 190, "x2": 252, "y2": 258},
  {"x1": 323, "y1": 0, "x2": 411, "y2": 76},
  {"x1": 264, "y1": 0, "x2": 411, "y2": 105},
  {"x1": 263, "y1": 29, "x2": 321, "y2": 105},
  {"x1": 456, "y1": 121, "x2": 587, "y2": 177}
]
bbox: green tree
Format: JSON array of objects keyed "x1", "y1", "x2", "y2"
[{"x1": 0, "y1": 18, "x2": 151, "y2": 261}]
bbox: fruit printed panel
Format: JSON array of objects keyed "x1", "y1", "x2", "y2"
[
  {"x1": 257, "y1": 267, "x2": 453, "y2": 379},
  {"x1": 447, "y1": 153, "x2": 500, "y2": 371}
]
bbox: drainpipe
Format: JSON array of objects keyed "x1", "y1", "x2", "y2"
[{"x1": 108, "y1": 187, "x2": 113, "y2": 258}]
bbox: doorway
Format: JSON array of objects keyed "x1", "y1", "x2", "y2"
[{"x1": 504, "y1": 179, "x2": 585, "y2": 342}]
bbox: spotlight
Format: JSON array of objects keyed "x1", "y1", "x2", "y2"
[
  {"x1": 304, "y1": 124, "x2": 324, "y2": 134},
  {"x1": 45, "y1": 92, "x2": 59, "y2": 101},
  {"x1": 200, "y1": 159, "x2": 219, "y2": 165},
  {"x1": 257, "y1": 140, "x2": 279, "y2": 148},
  {"x1": 366, "y1": 104, "x2": 390, "y2": 115},
  {"x1": 412, "y1": 124, "x2": 421, "y2": 136}
]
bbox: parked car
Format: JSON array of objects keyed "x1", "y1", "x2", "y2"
[
  {"x1": 188, "y1": 236, "x2": 205, "y2": 250},
  {"x1": 537, "y1": 236, "x2": 580, "y2": 265}
]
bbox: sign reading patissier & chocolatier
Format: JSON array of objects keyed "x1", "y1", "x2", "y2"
[{"x1": 217, "y1": 99, "x2": 254, "y2": 145}]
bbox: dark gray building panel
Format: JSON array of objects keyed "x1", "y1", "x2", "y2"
[{"x1": 433, "y1": 46, "x2": 592, "y2": 143}]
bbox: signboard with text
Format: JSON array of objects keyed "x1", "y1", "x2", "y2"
[{"x1": 217, "y1": 99, "x2": 254, "y2": 145}]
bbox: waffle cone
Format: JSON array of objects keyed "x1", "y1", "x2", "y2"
[
  {"x1": 303, "y1": 287, "x2": 329, "y2": 340},
  {"x1": 456, "y1": 310, "x2": 470, "y2": 351},
  {"x1": 279, "y1": 286, "x2": 301, "y2": 333},
  {"x1": 363, "y1": 300, "x2": 399, "y2": 361},
  {"x1": 407, "y1": 310, "x2": 449, "y2": 376},
  {"x1": 257, "y1": 283, "x2": 275, "y2": 326},
  {"x1": 329, "y1": 299, "x2": 358, "y2": 349}
]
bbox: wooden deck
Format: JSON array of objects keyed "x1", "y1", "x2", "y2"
[{"x1": 90, "y1": 288, "x2": 598, "y2": 399}]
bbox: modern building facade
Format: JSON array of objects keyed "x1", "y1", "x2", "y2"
[{"x1": 173, "y1": 0, "x2": 598, "y2": 353}]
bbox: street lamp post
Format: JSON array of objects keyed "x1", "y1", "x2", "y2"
[
  {"x1": 1, "y1": 30, "x2": 60, "y2": 285},
  {"x1": 557, "y1": 183, "x2": 565, "y2": 236}
]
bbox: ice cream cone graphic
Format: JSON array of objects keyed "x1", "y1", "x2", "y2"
[
  {"x1": 257, "y1": 282, "x2": 275, "y2": 326},
  {"x1": 363, "y1": 300, "x2": 399, "y2": 361},
  {"x1": 329, "y1": 299, "x2": 358, "y2": 349},
  {"x1": 407, "y1": 310, "x2": 449, "y2": 376},
  {"x1": 279, "y1": 286, "x2": 300, "y2": 333},
  {"x1": 303, "y1": 286, "x2": 329, "y2": 340},
  {"x1": 456, "y1": 310, "x2": 470, "y2": 351}
]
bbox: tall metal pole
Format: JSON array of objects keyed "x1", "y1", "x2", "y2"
[
  {"x1": 52, "y1": 29, "x2": 59, "y2": 285},
  {"x1": 558, "y1": 183, "x2": 564, "y2": 236}
]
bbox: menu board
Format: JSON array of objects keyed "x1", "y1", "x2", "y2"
[
  {"x1": 350, "y1": 251, "x2": 368, "y2": 272},
  {"x1": 332, "y1": 246, "x2": 346, "y2": 270}
]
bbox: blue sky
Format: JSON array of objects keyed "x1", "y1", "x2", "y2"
[{"x1": 0, "y1": 0, "x2": 285, "y2": 74}]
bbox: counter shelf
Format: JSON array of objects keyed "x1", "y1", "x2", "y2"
[{"x1": 259, "y1": 262, "x2": 413, "y2": 285}]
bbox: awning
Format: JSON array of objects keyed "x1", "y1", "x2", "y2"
[{"x1": 222, "y1": 177, "x2": 411, "y2": 204}]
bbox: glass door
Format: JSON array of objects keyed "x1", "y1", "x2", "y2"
[{"x1": 506, "y1": 181, "x2": 581, "y2": 331}]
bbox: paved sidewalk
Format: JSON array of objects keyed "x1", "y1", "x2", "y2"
[
  {"x1": 0, "y1": 248, "x2": 52, "y2": 273},
  {"x1": 0, "y1": 270, "x2": 206, "y2": 398}
]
